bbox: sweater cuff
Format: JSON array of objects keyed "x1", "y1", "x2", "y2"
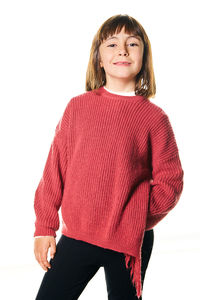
[{"x1": 33, "y1": 224, "x2": 57, "y2": 238}]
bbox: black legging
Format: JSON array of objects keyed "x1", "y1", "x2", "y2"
[{"x1": 35, "y1": 230, "x2": 154, "y2": 300}]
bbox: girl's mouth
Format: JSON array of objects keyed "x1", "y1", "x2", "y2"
[{"x1": 113, "y1": 62, "x2": 131, "y2": 66}]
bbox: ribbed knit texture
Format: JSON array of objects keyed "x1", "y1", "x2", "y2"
[{"x1": 33, "y1": 86, "x2": 184, "y2": 298}]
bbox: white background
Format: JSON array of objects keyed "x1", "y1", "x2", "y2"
[{"x1": 0, "y1": 0, "x2": 199, "y2": 299}]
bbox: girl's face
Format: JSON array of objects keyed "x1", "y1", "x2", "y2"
[{"x1": 99, "y1": 26, "x2": 144, "y2": 90}]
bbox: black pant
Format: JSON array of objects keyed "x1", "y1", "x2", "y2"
[{"x1": 35, "y1": 230, "x2": 154, "y2": 300}]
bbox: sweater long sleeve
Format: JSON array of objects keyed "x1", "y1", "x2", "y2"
[
  {"x1": 34, "y1": 102, "x2": 71, "y2": 237},
  {"x1": 33, "y1": 86, "x2": 184, "y2": 299},
  {"x1": 145, "y1": 112, "x2": 184, "y2": 230}
]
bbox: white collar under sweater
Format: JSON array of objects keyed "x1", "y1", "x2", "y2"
[{"x1": 103, "y1": 85, "x2": 136, "y2": 96}]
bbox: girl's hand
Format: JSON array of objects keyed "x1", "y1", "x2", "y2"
[{"x1": 34, "y1": 236, "x2": 56, "y2": 271}]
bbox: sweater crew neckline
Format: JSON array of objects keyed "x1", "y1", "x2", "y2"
[
  {"x1": 96, "y1": 86, "x2": 146, "y2": 102},
  {"x1": 103, "y1": 86, "x2": 136, "y2": 96}
]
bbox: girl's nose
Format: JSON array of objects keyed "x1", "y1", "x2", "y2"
[
  {"x1": 118, "y1": 47, "x2": 128, "y2": 56},
  {"x1": 118, "y1": 51, "x2": 128, "y2": 56}
]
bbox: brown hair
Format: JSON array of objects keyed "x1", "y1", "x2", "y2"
[{"x1": 85, "y1": 14, "x2": 156, "y2": 99}]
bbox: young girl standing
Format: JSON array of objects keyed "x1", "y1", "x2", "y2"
[{"x1": 33, "y1": 14, "x2": 184, "y2": 300}]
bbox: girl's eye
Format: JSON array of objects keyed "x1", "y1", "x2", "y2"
[
  {"x1": 108, "y1": 43, "x2": 138, "y2": 47},
  {"x1": 108, "y1": 44, "x2": 116, "y2": 48}
]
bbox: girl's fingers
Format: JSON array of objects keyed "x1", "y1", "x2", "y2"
[{"x1": 38, "y1": 252, "x2": 51, "y2": 271}]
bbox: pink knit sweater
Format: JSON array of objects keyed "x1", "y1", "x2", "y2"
[{"x1": 33, "y1": 86, "x2": 184, "y2": 298}]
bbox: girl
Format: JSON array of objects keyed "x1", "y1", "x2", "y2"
[{"x1": 33, "y1": 14, "x2": 184, "y2": 300}]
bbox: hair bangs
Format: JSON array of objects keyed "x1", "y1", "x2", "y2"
[{"x1": 99, "y1": 16, "x2": 143, "y2": 44}]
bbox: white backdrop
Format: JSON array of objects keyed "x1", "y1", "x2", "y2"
[{"x1": 0, "y1": 0, "x2": 199, "y2": 299}]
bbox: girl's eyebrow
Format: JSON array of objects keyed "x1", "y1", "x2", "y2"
[{"x1": 106, "y1": 35, "x2": 141, "y2": 41}]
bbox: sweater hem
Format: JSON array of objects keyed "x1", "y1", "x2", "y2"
[{"x1": 61, "y1": 228, "x2": 139, "y2": 257}]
